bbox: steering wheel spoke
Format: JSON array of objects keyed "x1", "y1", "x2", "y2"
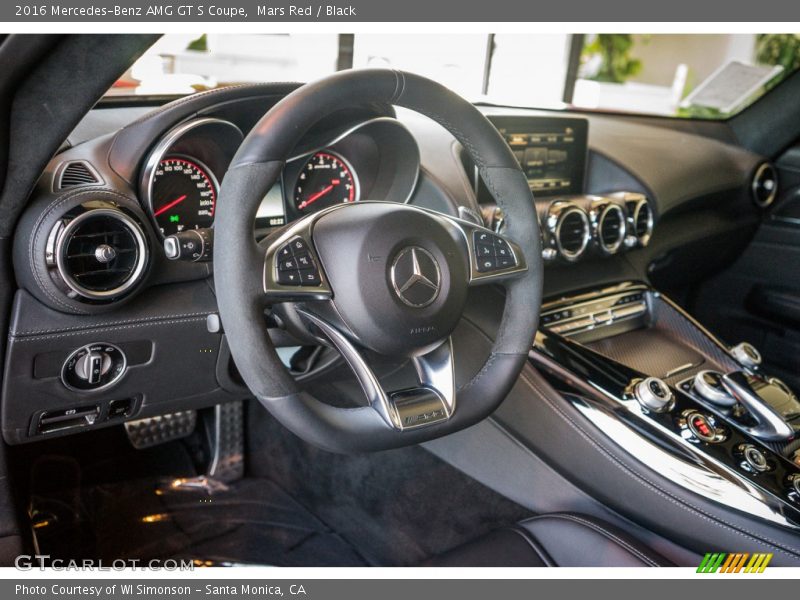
[
  {"x1": 262, "y1": 216, "x2": 332, "y2": 302},
  {"x1": 440, "y1": 216, "x2": 528, "y2": 286},
  {"x1": 297, "y1": 308, "x2": 455, "y2": 431}
]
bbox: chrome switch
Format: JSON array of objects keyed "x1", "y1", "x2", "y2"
[
  {"x1": 693, "y1": 370, "x2": 736, "y2": 407},
  {"x1": 730, "y1": 342, "x2": 762, "y2": 370},
  {"x1": 634, "y1": 377, "x2": 674, "y2": 413}
]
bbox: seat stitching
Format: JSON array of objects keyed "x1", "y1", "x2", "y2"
[{"x1": 525, "y1": 513, "x2": 660, "y2": 566}]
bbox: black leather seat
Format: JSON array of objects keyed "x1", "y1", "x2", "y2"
[{"x1": 426, "y1": 513, "x2": 672, "y2": 567}]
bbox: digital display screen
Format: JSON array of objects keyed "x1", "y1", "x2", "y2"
[
  {"x1": 255, "y1": 183, "x2": 287, "y2": 228},
  {"x1": 489, "y1": 116, "x2": 588, "y2": 197}
]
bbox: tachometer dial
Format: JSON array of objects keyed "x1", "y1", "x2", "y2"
[
  {"x1": 293, "y1": 151, "x2": 359, "y2": 214},
  {"x1": 150, "y1": 157, "x2": 218, "y2": 236}
]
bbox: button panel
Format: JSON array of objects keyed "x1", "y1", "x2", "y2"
[
  {"x1": 535, "y1": 285, "x2": 800, "y2": 519},
  {"x1": 473, "y1": 231, "x2": 518, "y2": 273},
  {"x1": 275, "y1": 237, "x2": 322, "y2": 287},
  {"x1": 541, "y1": 290, "x2": 648, "y2": 336}
]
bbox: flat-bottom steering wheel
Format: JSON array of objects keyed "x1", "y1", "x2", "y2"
[{"x1": 215, "y1": 69, "x2": 543, "y2": 453}]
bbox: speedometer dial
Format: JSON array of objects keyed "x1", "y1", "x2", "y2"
[
  {"x1": 150, "y1": 157, "x2": 218, "y2": 236},
  {"x1": 293, "y1": 151, "x2": 359, "y2": 215}
]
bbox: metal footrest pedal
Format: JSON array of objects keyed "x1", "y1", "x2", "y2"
[
  {"x1": 124, "y1": 410, "x2": 197, "y2": 449},
  {"x1": 206, "y1": 400, "x2": 245, "y2": 483}
]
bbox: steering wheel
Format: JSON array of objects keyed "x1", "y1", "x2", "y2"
[{"x1": 215, "y1": 69, "x2": 543, "y2": 453}]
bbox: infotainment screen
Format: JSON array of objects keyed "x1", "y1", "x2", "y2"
[{"x1": 487, "y1": 116, "x2": 589, "y2": 197}]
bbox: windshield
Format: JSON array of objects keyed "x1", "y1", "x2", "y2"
[{"x1": 108, "y1": 33, "x2": 800, "y2": 119}]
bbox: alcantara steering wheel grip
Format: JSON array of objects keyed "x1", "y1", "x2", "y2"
[{"x1": 214, "y1": 69, "x2": 543, "y2": 453}]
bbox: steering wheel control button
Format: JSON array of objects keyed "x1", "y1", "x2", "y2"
[
  {"x1": 634, "y1": 377, "x2": 674, "y2": 413},
  {"x1": 390, "y1": 246, "x2": 441, "y2": 308},
  {"x1": 737, "y1": 443, "x2": 771, "y2": 473},
  {"x1": 288, "y1": 237, "x2": 309, "y2": 254},
  {"x1": 693, "y1": 370, "x2": 736, "y2": 407},
  {"x1": 274, "y1": 237, "x2": 322, "y2": 287},
  {"x1": 472, "y1": 231, "x2": 518, "y2": 273},
  {"x1": 731, "y1": 342, "x2": 762, "y2": 369},
  {"x1": 278, "y1": 256, "x2": 300, "y2": 271},
  {"x1": 61, "y1": 343, "x2": 127, "y2": 392},
  {"x1": 295, "y1": 253, "x2": 314, "y2": 269},
  {"x1": 300, "y1": 270, "x2": 321, "y2": 286},
  {"x1": 277, "y1": 270, "x2": 301, "y2": 285}
]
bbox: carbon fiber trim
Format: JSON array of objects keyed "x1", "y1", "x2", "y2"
[{"x1": 586, "y1": 292, "x2": 740, "y2": 386}]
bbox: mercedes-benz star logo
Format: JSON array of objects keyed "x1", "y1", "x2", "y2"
[{"x1": 390, "y1": 247, "x2": 441, "y2": 308}]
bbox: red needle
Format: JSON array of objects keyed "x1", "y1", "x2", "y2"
[
  {"x1": 298, "y1": 184, "x2": 334, "y2": 210},
  {"x1": 154, "y1": 194, "x2": 188, "y2": 217}
]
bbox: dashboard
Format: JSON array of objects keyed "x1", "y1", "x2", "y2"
[{"x1": 1, "y1": 82, "x2": 770, "y2": 444}]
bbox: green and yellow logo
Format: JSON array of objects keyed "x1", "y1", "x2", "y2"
[{"x1": 697, "y1": 552, "x2": 773, "y2": 573}]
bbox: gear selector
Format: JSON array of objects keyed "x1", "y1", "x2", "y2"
[{"x1": 720, "y1": 371, "x2": 799, "y2": 442}]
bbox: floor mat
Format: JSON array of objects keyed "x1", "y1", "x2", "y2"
[
  {"x1": 24, "y1": 402, "x2": 532, "y2": 567},
  {"x1": 31, "y1": 474, "x2": 367, "y2": 566},
  {"x1": 246, "y1": 405, "x2": 533, "y2": 566}
]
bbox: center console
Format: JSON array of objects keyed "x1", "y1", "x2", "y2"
[{"x1": 531, "y1": 282, "x2": 800, "y2": 528}]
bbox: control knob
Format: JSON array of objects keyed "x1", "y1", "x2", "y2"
[
  {"x1": 789, "y1": 474, "x2": 800, "y2": 500},
  {"x1": 61, "y1": 343, "x2": 127, "y2": 392},
  {"x1": 693, "y1": 370, "x2": 736, "y2": 407},
  {"x1": 74, "y1": 350, "x2": 112, "y2": 385},
  {"x1": 164, "y1": 228, "x2": 213, "y2": 262},
  {"x1": 731, "y1": 342, "x2": 761, "y2": 370},
  {"x1": 738, "y1": 443, "x2": 771, "y2": 473},
  {"x1": 634, "y1": 377, "x2": 674, "y2": 413}
]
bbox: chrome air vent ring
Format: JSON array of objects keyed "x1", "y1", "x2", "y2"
[
  {"x1": 752, "y1": 163, "x2": 778, "y2": 209},
  {"x1": 595, "y1": 202, "x2": 627, "y2": 255},
  {"x1": 631, "y1": 198, "x2": 654, "y2": 247},
  {"x1": 553, "y1": 205, "x2": 590, "y2": 261},
  {"x1": 52, "y1": 208, "x2": 148, "y2": 301}
]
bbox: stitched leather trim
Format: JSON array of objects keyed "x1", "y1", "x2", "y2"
[{"x1": 522, "y1": 513, "x2": 662, "y2": 567}]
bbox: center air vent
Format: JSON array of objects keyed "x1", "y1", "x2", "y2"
[
  {"x1": 595, "y1": 203, "x2": 626, "y2": 255},
  {"x1": 630, "y1": 198, "x2": 654, "y2": 246},
  {"x1": 548, "y1": 203, "x2": 590, "y2": 261},
  {"x1": 752, "y1": 163, "x2": 778, "y2": 208},
  {"x1": 53, "y1": 208, "x2": 147, "y2": 301},
  {"x1": 56, "y1": 161, "x2": 102, "y2": 190}
]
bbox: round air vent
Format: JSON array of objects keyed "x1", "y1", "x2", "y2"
[
  {"x1": 752, "y1": 163, "x2": 778, "y2": 208},
  {"x1": 52, "y1": 208, "x2": 147, "y2": 301},
  {"x1": 594, "y1": 202, "x2": 626, "y2": 255},
  {"x1": 630, "y1": 198, "x2": 654, "y2": 247},
  {"x1": 548, "y1": 203, "x2": 590, "y2": 262}
]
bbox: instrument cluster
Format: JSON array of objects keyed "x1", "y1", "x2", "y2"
[{"x1": 140, "y1": 116, "x2": 420, "y2": 242}]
